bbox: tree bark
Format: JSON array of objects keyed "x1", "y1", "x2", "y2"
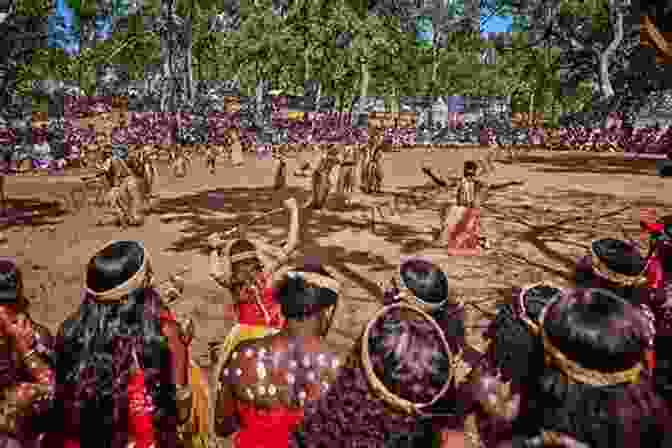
[
  {"x1": 359, "y1": 58, "x2": 369, "y2": 113},
  {"x1": 597, "y1": 1, "x2": 624, "y2": 100},
  {"x1": 185, "y1": 14, "x2": 194, "y2": 104}
]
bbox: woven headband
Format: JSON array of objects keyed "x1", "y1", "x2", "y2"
[
  {"x1": 361, "y1": 302, "x2": 454, "y2": 415},
  {"x1": 285, "y1": 271, "x2": 341, "y2": 296},
  {"x1": 590, "y1": 245, "x2": 647, "y2": 287},
  {"x1": 85, "y1": 241, "x2": 152, "y2": 303},
  {"x1": 537, "y1": 293, "x2": 642, "y2": 386}
]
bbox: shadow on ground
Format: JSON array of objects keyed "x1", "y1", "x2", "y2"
[
  {"x1": 514, "y1": 153, "x2": 660, "y2": 176},
  {"x1": 0, "y1": 199, "x2": 68, "y2": 229},
  {"x1": 481, "y1": 187, "x2": 669, "y2": 282}
]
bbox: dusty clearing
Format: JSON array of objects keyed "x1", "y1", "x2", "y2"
[{"x1": 2, "y1": 147, "x2": 670, "y2": 447}]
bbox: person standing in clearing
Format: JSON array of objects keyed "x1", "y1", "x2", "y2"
[
  {"x1": 308, "y1": 145, "x2": 340, "y2": 210},
  {"x1": 273, "y1": 147, "x2": 288, "y2": 190},
  {"x1": 228, "y1": 128, "x2": 245, "y2": 167},
  {"x1": 97, "y1": 152, "x2": 147, "y2": 227},
  {"x1": 205, "y1": 145, "x2": 218, "y2": 174},
  {"x1": 423, "y1": 160, "x2": 489, "y2": 256},
  {"x1": 362, "y1": 129, "x2": 385, "y2": 194},
  {"x1": 140, "y1": 145, "x2": 159, "y2": 201},
  {"x1": 172, "y1": 146, "x2": 191, "y2": 178},
  {"x1": 335, "y1": 143, "x2": 357, "y2": 206}
]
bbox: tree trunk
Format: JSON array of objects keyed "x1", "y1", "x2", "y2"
[
  {"x1": 597, "y1": 3, "x2": 624, "y2": 100},
  {"x1": 359, "y1": 59, "x2": 369, "y2": 113},
  {"x1": 391, "y1": 85, "x2": 399, "y2": 114},
  {"x1": 304, "y1": 50, "x2": 310, "y2": 84},
  {"x1": 185, "y1": 15, "x2": 195, "y2": 104}
]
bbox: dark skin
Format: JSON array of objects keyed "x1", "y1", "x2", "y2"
[
  {"x1": 160, "y1": 311, "x2": 188, "y2": 387},
  {"x1": 0, "y1": 304, "x2": 33, "y2": 354},
  {"x1": 215, "y1": 309, "x2": 335, "y2": 437},
  {"x1": 0, "y1": 304, "x2": 54, "y2": 401}
]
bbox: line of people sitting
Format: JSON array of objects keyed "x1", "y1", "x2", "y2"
[{"x1": 1, "y1": 206, "x2": 671, "y2": 448}]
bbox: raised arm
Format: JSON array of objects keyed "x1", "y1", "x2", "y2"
[
  {"x1": 422, "y1": 167, "x2": 449, "y2": 188},
  {"x1": 255, "y1": 197, "x2": 300, "y2": 272},
  {"x1": 0, "y1": 318, "x2": 55, "y2": 436},
  {"x1": 208, "y1": 235, "x2": 231, "y2": 289}
]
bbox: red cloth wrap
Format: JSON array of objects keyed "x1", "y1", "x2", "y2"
[
  {"x1": 233, "y1": 401, "x2": 304, "y2": 448},
  {"x1": 236, "y1": 273, "x2": 285, "y2": 328},
  {"x1": 128, "y1": 367, "x2": 155, "y2": 448},
  {"x1": 647, "y1": 253, "x2": 665, "y2": 290},
  {"x1": 160, "y1": 308, "x2": 177, "y2": 323},
  {"x1": 646, "y1": 349, "x2": 656, "y2": 370}
]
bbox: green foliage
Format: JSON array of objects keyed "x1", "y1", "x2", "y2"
[
  {"x1": 15, "y1": 0, "x2": 52, "y2": 16},
  {"x1": 559, "y1": 0, "x2": 611, "y2": 33},
  {"x1": 446, "y1": 0, "x2": 465, "y2": 17},
  {"x1": 13, "y1": 0, "x2": 571, "y2": 119}
]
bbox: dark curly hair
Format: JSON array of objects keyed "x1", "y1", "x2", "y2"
[
  {"x1": 277, "y1": 264, "x2": 338, "y2": 320},
  {"x1": 52, "y1": 242, "x2": 178, "y2": 448},
  {"x1": 229, "y1": 240, "x2": 263, "y2": 290},
  {"x1": 522, "y1": 288, "x2": 670, "y2": 448},
  {"x1": 483, "y1": 284, "x2": 561, "y2": 384},
  {"x1": 292, "y1": 306, "x2": 451, "y2": 447},
  {"x1": 575, "y1": 239, "x2": 649, "y2": 306},
  {"x1": 399, "y1": 258, "x2": 449, "y2": 305}
]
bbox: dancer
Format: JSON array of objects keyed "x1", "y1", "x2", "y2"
[
  {"x1": 335, "y1": 144, "x2": 357, "y2": 205},
  {"x1": 96, "y1": 146, "x2": 135, "y2": 226},
  {"x1": 205, "y1": 145, "x2": 218, "y2": 174},
  {"x1": 294, "y1": 136, "x2": 313, "y2": 177},
  {"x1": 79, "y1": 123, "x2": 98, "y2": 168},
  {"x1": 423, "y1": 160, "x2": 492, "y2": 255},
  {"x1": 207, "y1": 197, "x2": 300, "y2": 434},
  {"x1": 48, "y1": 240, "x2": 193, "y2": 448},
  {"x1": 95, "y1": 151, "x2": 147, "y2": 227},
  {"x1": 361, "y1": 129, "x2": 386, "y2": 194},
  {"x1": 140, "y1": 145, "x2": 159, "y2": 200},
  {"x1": 172, "y1": 147, "x2": 191, "y2": 178},
  {"x1": 228, "y1": 128, "x2": 244, "y2": 167},
  {"x1": 0, "y1": 258, "x2": 55, "y2": 448},
  {"x1": 214, "y1": 263, "x2": 341, "y2": 448},
  {"x1": 273, "y1": 150, "x2": 287, "y2": 190},
  {"x1": 308, "y1": 145, "x2": 339, "y2": 210}
]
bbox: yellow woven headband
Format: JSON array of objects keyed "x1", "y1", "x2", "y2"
[
  {"x1": 537, "y1": 294, "x2": 642, "y2": 386},
  {"x1": 361, "y1": 302, "x2": 454, "y2": 415},
  {"x1": 84, "y1": 241, "x2": 152, "y2": 303}
]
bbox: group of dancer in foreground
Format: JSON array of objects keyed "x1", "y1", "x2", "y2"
[{"x1": 1, "y1": 191, "x2": 671, "y2": 448}]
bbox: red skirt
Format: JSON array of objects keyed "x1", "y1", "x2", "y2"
[{"x1": 442, "y1": 206, "x2": 481, "y2": 256}]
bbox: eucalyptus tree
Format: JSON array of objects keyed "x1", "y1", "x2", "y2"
[{"x1": 0, "y1": 0, "x2": 52, "y2": 111}]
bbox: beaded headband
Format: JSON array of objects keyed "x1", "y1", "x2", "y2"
[
  {"x1": 84, "y1": 240, "x2": 153, "y2": 303},
  {"x1": 590, "y1": 244, "x2": 647, "y2": 287},
  {"x1": 361, "y1": 302, "x2": 454, "y2": 415},
  {"x1": 536, "y1": 292, "x2": 643, "y2": 386}
]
